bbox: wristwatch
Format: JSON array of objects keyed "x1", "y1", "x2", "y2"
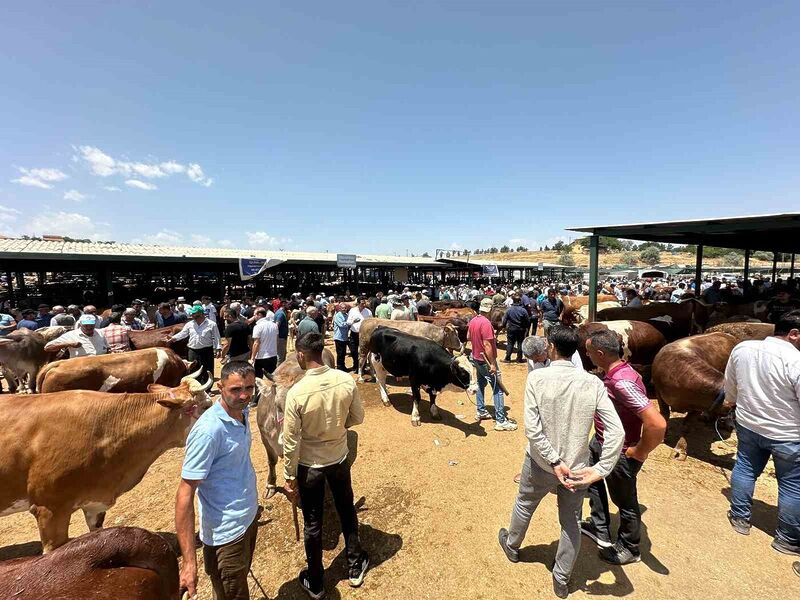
[{"x1": 549, "y1": 459, "x2": 562, "y2": 468}]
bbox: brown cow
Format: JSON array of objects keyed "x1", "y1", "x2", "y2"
[
  {"x1": 0, "y1": 527, "x2": 180, "y2": 600},
  {"x1": 597, "y1": 299, "x2": 710, "y2": 341},
  {"x1": 357, "y1": 318, "x2": 463, "y2": 380},
  {"x1": 0, "y1": 327, "x2": 67, "y2": 393},
  {"x1": 418, "y1": 315, "x2": 471, "y2": 343},
  {"x1": 439, "y1": 307, "x2": 477, "y2": 320},
  {"x1": 706, "y1": 322, "x2": 774, "y2": 344},
  {"x1": 37, "y1": 348, "x2": 198, "y2": 394},
  {"x1": 560, "y1": 294, "x2": 618, "y2": 309},
  {"x1": 576, "y1": 320, "x2": 666, "y2": 385},
  {"x1": 0, "y1": 374, "x2": 213, "y2": 552},
  {"x1": 431, "y1": 300, "x2": 466, "y2": 312},
  {"x1": 255, "y1": 349, "x2": 335, "y2": 499},
  {"x1": 651, "y1": 332, "x2": 738, "y2": 460},
  {"x1": 129, "y1": 324, "x2": 188, "y2": 358}
]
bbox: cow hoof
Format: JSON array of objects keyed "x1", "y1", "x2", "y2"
[
  {"x1": 264, "y1": 486, "x2": 277, "y2": 500},
  {"x1": 430, "y1": 407, "x2": 441, "y2": 420},
  {"x1": 672, "y1": 450, "x2": 688, "y2": 461},
  {"x1": 411, "y1": 418, "x2": 421, "y2": 427},
  {"x1": 381, "y1": 399, "x2": 391, "y2": 407}
]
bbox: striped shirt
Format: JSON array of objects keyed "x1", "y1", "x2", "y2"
[{"x1": 595, "y1": 361, "x2": 652, "y2": 451}]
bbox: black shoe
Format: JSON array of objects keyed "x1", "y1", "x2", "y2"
[
  {"x1": 348, "y1": 552, "x2": 369, "y2": 587},
  {"x1": 552, "y1": 576, "x2": 569, "y2": 598},
  {"x1": 579, "y1": 519, "x2": 612, "y2": 548},
  {"x1": 299, "y1": 569, "x2": 326, "y2": 599},
  {"x1": 498, "y1": 528, "x2": 519, "y2": 563},
  {"x1": 772, "y1": 538, "x2": 800, "y2": 556},
  {"x1": 502, "y1": 358, "x2": 512, "y2": 363},
  {"x1": 727, "y1": 511, "x2": 751, "y2": 536},
  {"x1": 599, "y1": 542, "x2": 641, "y2": 565}
]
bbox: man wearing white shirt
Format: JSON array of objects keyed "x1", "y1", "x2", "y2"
[
  {"x1": 346, "y1": 297, "x2": 372, "y2": 369},
  {"x1": 251, "y1": 307, "x2": 279, "y2": 378},
  {"x1": 523, "y1": 335, "x2": 584, "y2": 372},
  {"x1": 45, "y1": 314, "x2": 108, "y2": 358},
  {"x1": 168, "y1": 305, "x2": 221, "y2": 385},
  {"x1": 725, "y1": 310, "x2": 800, "y2": 556}
]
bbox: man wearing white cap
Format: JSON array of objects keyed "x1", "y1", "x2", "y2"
[{"x1": 44, "y1": 314, "x2": 108, "y2": 358}]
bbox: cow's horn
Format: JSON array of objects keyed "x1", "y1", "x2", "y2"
[
  {"x1": 186, "y1": 366, "x2": 203, "y2": 380},
  {"x1": 199, "y1": 377, "x2": 214, "y2": 392}
]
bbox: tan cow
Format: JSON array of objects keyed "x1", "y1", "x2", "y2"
[
  {"x1": 356, "y1": 318, "x2": 462, "y2": 381},
  {"x1": 561, "y1": 294, "x2": 618, "y2": 309},
  {"x1": 706, "y1": 322, "x2": 774, "y2": 344},
  {"x1": 37, "y1": 348, "x2": 198, "y2": 394},
  {"x1": 255, "y1": 349, "x2": 334, "y2": 499},
  {"x1": 0, "y1": 326, "x2": 67, "y2": 393},
  {"x1": 576, "y1": 320, "x2": 666, "y2": 385},
  {"x1": 0, "y1": 374, "x2": 213, "y2": 552},
  {"x1": 652, "y1": 332, "x2": 738, "y2": 460}
]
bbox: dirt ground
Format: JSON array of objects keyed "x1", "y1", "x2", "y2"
[{"x1": 0, "y1": 351, "x2": 796, "y2": 599}]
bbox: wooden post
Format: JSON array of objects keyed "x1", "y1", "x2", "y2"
[{"x1": 588, "y1": 235, "x2": 599, "y2": 322}]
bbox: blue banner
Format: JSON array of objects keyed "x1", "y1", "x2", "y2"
[
  {"x1": 482, "y1": 264, "x2": 499, "y2": 277},
  {"x1": 239, "y1": 257, "x2": 286, "y2": 281}
]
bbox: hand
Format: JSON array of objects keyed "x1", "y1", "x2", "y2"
[
  {"x1": 179, "y1": 560, "x2": 198, "y2": 599},
  {"x1": 488, "y1": 362, "x2": 497, "y2": 375},
  {"x1": 284, "y1": 479, "x2": 299, "y2": 504},
  {"x1": 214, "y1": 349, "x2": 221, "y2": 359},
  {"x1": 569, "y1": 466, "x2": 604, "y2": 487},
  {"x1": 71, "y1": 342, "x2": 82, "y2": 348},
  {"x1": 552, "y1": 462, "x2": 577, "y2": 491},
  {"x1": 166, "y1": 337, "x2": 173, "y2": 344},
  {"x1": 625, "y1": 445, "x2": 648, "y2": 463}
]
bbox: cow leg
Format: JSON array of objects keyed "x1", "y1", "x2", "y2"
[
  {"x1": 82, "y1": 507, "x2": 107, "y2": 531},
  {"x1": 428, "y1": 389, "x2": 441, "y2": 420},
  {"x1": 411, "y1": 384, "x2": 422, "y2": 427},
  {"x1": 369, "y1": 353, "x2": 392, "y2": 406},
  {"x1": 31, "y1": 504, "x2": 71, "y2": 553},
  {"x1": 264, "y1": 442, "x2": 279, "y2": 500}
]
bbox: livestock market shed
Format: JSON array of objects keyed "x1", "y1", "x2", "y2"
[
  {"x1": 569, "y1": 212, "x2": 800, "y2": 321},
  {"x1": 0, "y1": 238, "x2": 447, "y2": 308}
]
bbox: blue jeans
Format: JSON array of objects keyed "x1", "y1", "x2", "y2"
[
  {"x1": 474, "y1": 359, "x2": 507, "y2": 422},
  {"x1": 730, "y1": 423, "x2": 800, "y2": 546}
]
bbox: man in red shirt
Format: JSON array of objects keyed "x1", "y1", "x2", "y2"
[
  {"x1": 581, "y1": 328, "x2": 666, "y2": 565},
  {"x1": 468, "y1": 298, "x2": 517, "y2": 431}
]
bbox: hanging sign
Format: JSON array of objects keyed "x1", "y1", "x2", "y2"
[{"x1": 239, "y1": 257, "x2": 285, "y2": 281}]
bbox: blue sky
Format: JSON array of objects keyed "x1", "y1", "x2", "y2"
[{"x1": 1, "y1": 2, "x2": 799, "y2": 255}]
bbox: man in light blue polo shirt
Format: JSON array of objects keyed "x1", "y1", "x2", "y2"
[{"x1": 176, "y1": 361, "x2": 259, "y2": 600}]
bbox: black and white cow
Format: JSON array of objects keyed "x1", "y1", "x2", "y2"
[{"x1": 367, "y1": 327, "x2": 478, "y2": 426}]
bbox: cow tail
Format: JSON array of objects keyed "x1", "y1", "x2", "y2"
[{"x1": 35, "y1": 364, "x2": 49, "y2": 393}]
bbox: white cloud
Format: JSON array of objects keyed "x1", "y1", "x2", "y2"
[
  {"x1": 134, "y1": 229, "x2": 183, "y2": 245},
  {"x1": 508, "y1": 238, "x2": 528, "y2": 247},
  {"x1": 217, "y1": 239, "x2": 234, "y2": 247},
  {"x1": 189, "y1": 234, "x2": 212, "y2": 246},
  {"x1": 449, "y1": 242, "x2": 463, "y2": 251},
  {"x1": 0, "y1": 205, "x2": 21, "y2": 234},
  {"x1": 103, "y1": 186, "x2": 121, "y2": 192},
  {"x1": 29, "y1": 211, "x2": 110, "y2": 240},
  {"x1": 125, "y1": 179, "x2": 157, "y2": 191},
  {"x1": 11, "y1": 167, "x2": 68, "y2": 189},
  {"x1": 76, "y1": 145, "x2": 212, "y2": 187},
  {"x1": 246, "y1": 231, "x2": 281, "y2": 247},
  {"x1": 63, "y1": 189, "x2": 87, "y2": 202},
  {"x1": 186, "y1": 163, "x2": 213, "y2": 187}
]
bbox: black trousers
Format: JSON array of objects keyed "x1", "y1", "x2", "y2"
[
  {"x1": 505, "y1": 329, "x2": 526, "y2": 361},
  {"x1": 298, "y1": 460, "x2": 363, "y2": 588},
  {"x1": 254, "y1": 356, "x2": 278, "y2": 379},
  {"x1": 334, "y1": 339, "x2": 349, "y2": 372},
  {"x1": 348, "y1": 332, "x2": 359, "y2": 365},
  {"x1": 529, "y1": 316, "x2": 539, "y2": 336},
  {"x1": 188, "y1": 346, "x2": 215, "y2": 384},
  {"x1": 587, "y1": 437, "x2": 644, "y2": 554}
]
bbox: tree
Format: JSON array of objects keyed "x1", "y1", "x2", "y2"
[
  {"x1": 544, "y1": 245, "x2": 550, "y2": 251},
  {"x1": 557, "y1": 252, "x2": 575, "y2": 266},
  {"x1": 722, "y1": 252, "x2": 743, "y2": 266},
  {"x1": 422, "y1": 251, "x2": 430, "y2": 257},
  {"x1": 639, "y1": 246, "x2": 661, "y2": 265},
  {"x1": 621, "y1": 251, "x2": 638, "y2": 266},
  {"x1": 489, "y1": 247, "x2": 498, "y2": 253},
  {"x1": 753, "y1": 251, "x2": 773, "y2": 261},
  {"x1": 515, "y1": 245, "x2": 528, "y2": 252},
  {"x1": 500, "y1": 245, "x2": 510, "y2": 253},
  {"x1": 552, "y1": 240, "x2": 565, "y2": 251}
]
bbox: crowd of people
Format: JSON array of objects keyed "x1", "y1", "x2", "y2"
[{"x1": 1, "y1": 272, "x2": 798, "y2": 597}]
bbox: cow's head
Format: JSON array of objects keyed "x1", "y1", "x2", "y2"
[
  {"x1": 449, "y1": 353, "x2": 478, "y2": 395},
  {"x1": 149, "y1": 371, "x2": 213, "y2": 433},
  {"x1": 442, "y1": 323, "x2": 464, "y2": 354}
]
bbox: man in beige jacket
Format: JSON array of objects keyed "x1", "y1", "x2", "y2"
[{"x1": 283, "y1": 332, "x2": 368, "y2": 599}]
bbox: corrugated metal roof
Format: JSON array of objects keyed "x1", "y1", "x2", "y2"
[
  {"x1": 0, "y1": 238, "x2": 442, "y2": 267},
  {"x1": 439, "y1": 256, "x2": 566, "y2": 269}
]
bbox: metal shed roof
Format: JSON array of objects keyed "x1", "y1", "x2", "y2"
[
  {"x1": 568, "y1": 213, "x2": 800, "y2": 254},
  {"x1": 0, "y1": 239, "x2": 442, "y2": 268}
]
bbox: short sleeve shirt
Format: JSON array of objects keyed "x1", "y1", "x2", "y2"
[
  {"x1": 181, "y1": 402, "x2": 258, "y2": 546},
  {"x1": 224, "y1": 321, "x2": 250, "y2": 356},
  {"x1": 49, "y1": 329, "x2": 109, "y2": 358},
  {"x1": 468, "y1": 314, "x2": 496, "y2": 361},
  {"x1": 594, "y1": 362, "x2": 652, "y2": 451}
]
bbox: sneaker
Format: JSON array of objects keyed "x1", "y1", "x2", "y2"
[
  {"x1": 579, "y1": 519, "x2": 613, "y2": 548},
  {"x1": 727, "y1": 511, "x2": 751, "y2": 536},
  {"x1": 599, "y1": 542, "x2": 641, "y2": 565},
  {"x1": 502, "y1": 358, "x2": 512, "y2": 363},
  {"x1": 772, "y1": 538, "x2": 800, "y2": 556},
  {"x1": 494, "y1": 420, "x2": 518, "y2": 432},
  {"x1": 299, "y1": 569, "x2": 326, "y2": 599},
  {"x1": 498, "y1": 528, "x2": 519, "y2": 563},
  {"x1": 475, "y1": 412, "x2": 493, "y2": 421},
  {"x1": 552, "y1": 576, "x2": 569, "y2": 598},
  {"x1": 348, "y1": 552, "x2": 370, "y2": 587}
]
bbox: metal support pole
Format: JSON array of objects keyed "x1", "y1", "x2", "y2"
[
  {"x1": 16, "y1": 271, "x2": 27, "y2": 299},
  {"x1": 5, "y1": 270, "x2": 14, "y2": 307},
  {"x1": 694, "y1": 244, "x2": 704, "y2": 297},
  {"x1": 588, "y1": 235, "x2": 599, "y2": 322},
  {"x1": 743, "y1": 249, "x2": 751, "y2": 282},
  {"x1": 772, "y1": 252, "x2": 778, "y2": 283},
  {"x1": 791, "y1": 253, "x2": 796, "y2": 279}
]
